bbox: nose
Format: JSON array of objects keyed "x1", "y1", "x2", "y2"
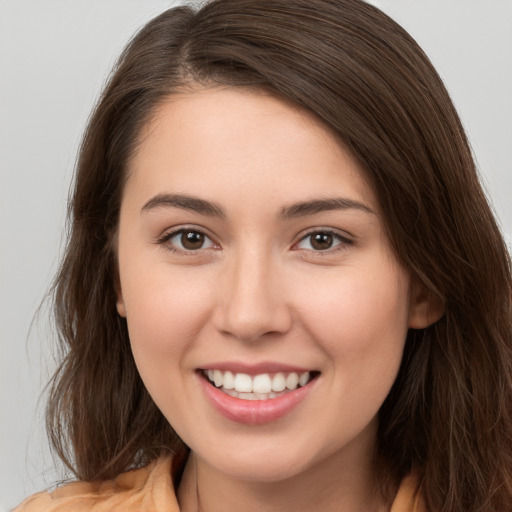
[{"x1": 212, "y1": 249, "x2": 292, "y2": 342}]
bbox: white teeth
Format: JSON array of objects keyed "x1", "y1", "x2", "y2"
[
  {"x1": 271, "y1": 373, "x2": 286, "y2": 392},
  {"x1": 252, "y1": 374, "x2": 272, "y2": 393},
  {"x1": 204, "y1": 369, "x2": 315, "y2": 398},
  {"x1": 234, "y1": 373, "x2": 253, "y2": 393},
  {"x1": 238, "y1": 392, "x2": 267, "y2": 400},
  {"x1": 299, "y1": 371, "x2": 310, "y2": 387},
  {"x1": 223, "y1": 371, "x2": 235, "y2": 390},
  {"x1": 213, "y1": 369, "x2": 223, "y2": 388},
  {"x1": 286, "y1": 372, "x2": 299, "y2": 390},
  {"x1": 229, "y1": 391, "x2": 274, "y2": 400}
]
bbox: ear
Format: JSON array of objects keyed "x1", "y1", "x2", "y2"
[
  {"x1": 114, "y1": 270, "x2": 127, "y2": 318},
  {"x1": 408, "y1": 280, "x2": 444, "y2": 329},
  {"x1": 116, "y1": 293, "x2": 127, "y2": 318}
]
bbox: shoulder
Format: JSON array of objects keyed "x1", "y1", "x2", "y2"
[{"x1": 12, "y1": 456, "x2": 179, "y2": 512}]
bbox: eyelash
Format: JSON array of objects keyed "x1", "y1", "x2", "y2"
[
  {"x1": 293, "y1": 229, "x2": 353, "y2": 254},
  {"x1": 157, "y1": 227, "x2": 218, "y2": 254},
  {"x1": 156, "y1": 227, "x2": 353, "y2": 255}
]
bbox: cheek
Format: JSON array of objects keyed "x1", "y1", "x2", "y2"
[
  {"x1": 292, "y1": 262, "x2": 410, "y2": 373},
  {"x1": 121, "y1": 265, "x2": 214, "y2": 364},
  {"x1": 120, "y1": 266, "x2": 218, "y2": 425}
]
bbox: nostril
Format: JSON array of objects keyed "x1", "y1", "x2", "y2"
[{"x1": 213, "y1": 307, "x2": 293, "y2": 343}]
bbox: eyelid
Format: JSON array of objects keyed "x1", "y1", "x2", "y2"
[
  {"x1": 292, "y1": 227, "x2": 353, "y2": 252},
  {"x1": 157, "y1": 225, "x2": 220, "y2": 253}
]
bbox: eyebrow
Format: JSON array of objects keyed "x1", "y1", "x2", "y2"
[
  {"x1": 141, "y1": 193, "x2": 226, "y2": 217},
  {"x1": 279, "y1": 197, "x2": 375, "y2": 219},
  {"x1": 141, "y1": 193, "x2": 374, "y2": 219}
]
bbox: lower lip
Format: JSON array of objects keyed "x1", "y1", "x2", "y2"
[{"x1": 198, "y1": 374, "x2": 316, "y2": 425}]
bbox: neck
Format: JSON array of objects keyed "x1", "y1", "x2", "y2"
[{"x1": 177, "y1": 426, "x2": 390, "y2": 512}]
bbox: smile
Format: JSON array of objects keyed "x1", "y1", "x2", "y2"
[
  {"x1": 198, "y1": 367, "x2": 320, "y2": 425},
  {"x1": 203, "y1": 369, "x2": 314, "y2": 400}
]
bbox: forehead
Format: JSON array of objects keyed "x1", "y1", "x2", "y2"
[{"x1": 125, "y1": 86, "x2": 376, "y2": 213}]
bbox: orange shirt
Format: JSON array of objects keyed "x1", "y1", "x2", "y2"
[{"x1": 14, "y1": 456, "x2": 426, "y2": 512}]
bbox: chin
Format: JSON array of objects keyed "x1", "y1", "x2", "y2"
[
  {"x1": 192, "y1": 433, "x2": 331, "y2": 484},
  {"x1": 211, "y1": 454, "x2": 310, "y2": 483}
]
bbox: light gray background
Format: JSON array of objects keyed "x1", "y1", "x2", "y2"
[{"x1": 1, "y1": 1, "x2": 511, "y2": 510}]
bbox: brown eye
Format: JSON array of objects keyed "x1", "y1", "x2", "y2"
[
  {"x1": 295, "y1": 230, "x2": 349, "y2": 252},
  {"x1": 310, "y1": 233, "x2": 334, "y2": 250},
  {"x1": 181, "y1": 231, "x2": 205, "y2": 250},
  {"x1": 163, "y1": 229, "x2": 215, "y2": 252}
]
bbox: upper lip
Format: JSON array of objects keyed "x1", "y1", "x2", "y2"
[{"x1": 199, "y1": 361, "x2": 316, "y2": 375}]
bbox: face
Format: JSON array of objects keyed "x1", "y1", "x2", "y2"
[{"x1": 116, "y1": 87, "x2": 434, "y2": 483}]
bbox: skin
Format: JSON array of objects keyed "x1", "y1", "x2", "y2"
[{"x1": 116, "y1": 87, "x2": 440, "y2": 512}]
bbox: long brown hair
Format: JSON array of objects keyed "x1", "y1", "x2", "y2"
[{"x1": 47, "y1": 1, "x2": 512, "y2": 510}]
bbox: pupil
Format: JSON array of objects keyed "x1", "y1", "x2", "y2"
[
  {"x1": 181, "y1": 231, "x2": 204, "y2": 250},
  {"x1": 311, "y1": 233, "x2": 333, "y2": 250}
]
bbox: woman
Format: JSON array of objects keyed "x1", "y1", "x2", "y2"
[{"x1": 14, "y1": 0, "x2": 512, "y2": 510}]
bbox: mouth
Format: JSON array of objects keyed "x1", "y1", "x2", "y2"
[{"x1": 200, "y1": 369, "x2": 320, "y2": 401}]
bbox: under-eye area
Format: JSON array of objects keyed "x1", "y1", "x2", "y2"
[{"x1": 199, "y1": 369, "x2": 321, "y2": 401}]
